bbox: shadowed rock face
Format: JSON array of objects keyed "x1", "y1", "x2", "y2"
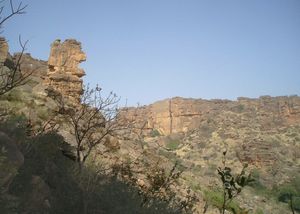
[{"x1": 44, "y1": 39, "x2": 86, "y2": 104}]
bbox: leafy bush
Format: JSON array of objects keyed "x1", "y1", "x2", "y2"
[
  {"x1": 36, "y1": 107, "x2": 50, "y2": 121},
  {"x1": 231, "y1": 104, "x2": 245, "y2": 113},
  {"x1": 165, "y1": 137, "x2": 180, "y2": 150},
  {"x1": 0, "y1": 115, "x2": 28, "y2": 141},
  {"x1": 248, "y1": 169, "x2": 268, "y2": 193},
  {"x1": 158, "y1": 149, "x2": 177, "y2": 160},
  {"x1": 5, "y1": 90, "x2": 24, "y2": 102},
  {"x1": 254, "y1": 208, "x2": 264, "y2": 214},
  {"x1": 150, "y1": 129, "x2": 161, "y2": 137},
  {"x1": 274, "y1": 177, "x2": 300, "y2": 212},
  {"x1": 203, "y1": 189, "x2": 246, "y2": 214}
]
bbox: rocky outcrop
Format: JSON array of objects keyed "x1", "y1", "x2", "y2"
[
  {"x1": 0, "y1": 37, "x2": 16, "y2": 88},
  {"x1": 44, "y1": 39, "x2": 86, "y2": 104},
  {"x1": 0, "y1": 37, "x2": 8, "y2": 64}
]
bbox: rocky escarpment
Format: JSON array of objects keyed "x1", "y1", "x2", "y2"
[
  {"x1": 43, "y1": 39, "x2": 86, "y2": 104},
  {"x1": 124, "y1": 95, "x2": 300, "y2": 177},
  {"x1": 124, "y1": 96, "x2": 300, "y2": 135}
]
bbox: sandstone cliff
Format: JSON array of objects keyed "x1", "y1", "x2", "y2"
[
  {"x1": 120, "y1": 96, "x2": 300, "y2": 213},
  {"x1": 124, "y1": 96, "x2": 300, "y2": 135}
]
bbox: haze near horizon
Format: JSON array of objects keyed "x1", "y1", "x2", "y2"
[{"x1": 3, "y1": 0, "x2": 300, "y2": 106}]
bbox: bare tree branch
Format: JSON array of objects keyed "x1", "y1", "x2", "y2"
[
  {"x1": 0, "y1": 35, "x2": 32, "y2": 95},
  {"x1": 52, "y1": 84, "x2": 137, "y2": 170},
  {"x1": 0, "y1": 0, "x2": 27, "y2": 28},
  {"x1": 0, "y1": 1, "x2": 30, "y2": 96}
]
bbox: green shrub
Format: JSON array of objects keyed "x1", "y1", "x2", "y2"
[
  {"x1": 251, "y1": 168, "x2": 260, "y2": 179},
  {"x1": 277, "y1": 187, "x2": 300, "y2": 211},
  {"x1": 158, "y1": 149, "x2": 177, "y2": 160},
  {"x1": 254, "y1": 208, "x2": 264, "y2": 214},
  {"x1": 230, "y1": 104, "x2": 245, "y2": 113},
  {"x1": 36, "y1": 107, "x2": 50, "y2": 121},
  {"x1": 137, "y1": 140, "x2": 148, "y2": 148},
  {"x1": 0, "y1": 115, "x2": 28, "y2": 141},
  {"x1": 293, "y1": 197, "x2": 300, "y2": 212},
  {"x1": 150, "y1": 129, "x2": 161, "y2": 137},
  {"x1": 273, "y1": 176, "x2": 300, "y2": 212},
  {"x1": 203, "y1": 189, "x2": 245, "y2": 214},
  {"x1": 248, "y1": 169, "x2": 274, "y2": 198},
  {"x1": 6, "y1": 90, "x2": 23, "y2": 102},
  {"x1": 277, "y1": 185, "x2": 297, "y2": 203},
  {"x1": 165, "y1": 137, "x2": 180, "y2": 150}
]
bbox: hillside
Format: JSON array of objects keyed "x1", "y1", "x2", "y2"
[{"x1": 122, "y1": 96, "x2": 300, "y2": 213}]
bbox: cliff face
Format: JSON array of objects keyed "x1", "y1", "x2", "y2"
[
  {"x1": 126, "y1": 96, "x2": 300, "y2": 135},
  {"x1": 123, "y1": 96, "x2": 300, "y2": 176},
  {"x1": 121, "y1": 96, "x2": 300, "y2": 212},
  {"x1": 44, "y1": 39, "x2": 86, "y2": 104}
]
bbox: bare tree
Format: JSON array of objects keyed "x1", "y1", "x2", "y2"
[
  {"x1": 110, "y1": 156, "x2": 197, "y2": 213},
  {"x1": 0, "y1": 0, "x2": 27, "y2": 30},
  {"x1": 47, "y1": 84, "x2": 137, "y2": 214},
  {"x1": 54, "y1": 84, "x2": 133, "y2": 169},
  {"x1": 50, "y1": 83, "x2": 197, "y2": 213},
  {"x1": 0, "y1": 36, "x2": 31, "y2": 95},
  {"x1": 0, "y1": 0, "x2": 29, "y2": 96}
]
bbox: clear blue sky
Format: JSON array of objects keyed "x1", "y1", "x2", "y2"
[{"x1": 3, "y1": 0, "x2": 300, "y2": 106}]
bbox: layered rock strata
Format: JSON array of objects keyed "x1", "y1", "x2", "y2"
[{"x1": 124, "y1": 96, "x2": 300, "y2": 135}]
